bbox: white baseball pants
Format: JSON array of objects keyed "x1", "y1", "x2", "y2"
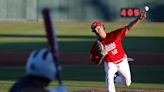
[{"x1": 104, "y1": 56, "x2": 132, "y2": 92}]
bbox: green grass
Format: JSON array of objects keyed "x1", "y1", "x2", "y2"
[
  {"x1": 0, "y1": 22, "x2": 164, "y2": 52},
  {"x1": 0, "y1": 66, "x2": 164, "y2": 92}
]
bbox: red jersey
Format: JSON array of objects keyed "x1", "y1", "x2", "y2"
[{"x1": 90, "y1": 26, "x2": 128, "y2": 63}]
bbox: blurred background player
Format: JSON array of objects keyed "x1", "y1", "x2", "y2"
[
  {"x1": 90, "y1": 11, "x2": 146, "y2": 92},
  {"x1": 9, "y1": 48, "x2": 67, "y2": 92}
]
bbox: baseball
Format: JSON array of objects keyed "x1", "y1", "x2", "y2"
[{"x1": 144, "y1": 6, "x2": 149, "y2": 11}]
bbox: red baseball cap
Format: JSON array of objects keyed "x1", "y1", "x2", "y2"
[{"x1": 91, "y1": 21, "x2": 104, "y2": 30}]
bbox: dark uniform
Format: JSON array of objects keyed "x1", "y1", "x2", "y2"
[{"x1": 9, "y1": 75, "x2": 50, "y2": 92}]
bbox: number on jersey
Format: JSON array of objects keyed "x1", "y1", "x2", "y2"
[{"x1": 111, "y1": 49, "x2": 118, "y2": 55}]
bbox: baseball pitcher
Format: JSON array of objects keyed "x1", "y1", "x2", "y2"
[{"x1": 90, "y1": 11, "x2": 146, "y2": 92}]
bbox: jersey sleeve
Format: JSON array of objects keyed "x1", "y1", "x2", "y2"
[{"x1": 112, "y1": 26, "x2": 129, "y2": 40}]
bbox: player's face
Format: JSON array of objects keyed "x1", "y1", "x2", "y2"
[{"x1": 94, "y1": 26, "x2": 106, "y2": 39}]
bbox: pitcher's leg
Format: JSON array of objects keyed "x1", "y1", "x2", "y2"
[
  {"x1": 104, "y1": 62, "x2": 117, "y2": 92},
  {"x1": 117, "y1": 58, "x2": 132, "y2": 86}
]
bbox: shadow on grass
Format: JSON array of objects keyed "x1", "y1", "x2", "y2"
[
  {"x1": 0, "y1": 66, "x2": 164, "y2": 84},
  {"x1": 0, "y1": 35, "x2": 164, "y2": 52}
]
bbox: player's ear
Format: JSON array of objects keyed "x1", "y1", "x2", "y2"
[{"x1": 102, "y1": 25, "x2": 105, "y2": 30}]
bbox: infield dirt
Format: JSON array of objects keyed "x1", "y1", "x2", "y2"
[{"x1": 0, "y1": 52, "x2": 164, "y2": 66}]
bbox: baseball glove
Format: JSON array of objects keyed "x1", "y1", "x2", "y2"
[
  {"x1": 96, "y1": 40, "x2": 104, "y2": 54},
  {"x1": 91, "y1": 40, "x2": 107, "y2": 65}
]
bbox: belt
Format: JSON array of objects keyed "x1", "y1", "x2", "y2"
[{"x1": 113, "y1": 55, "x2": 126, "y2": 64}]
